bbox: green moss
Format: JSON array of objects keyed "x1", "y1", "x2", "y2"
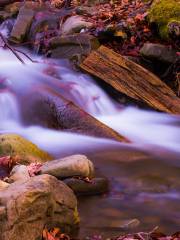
[
  {"x1": 148, "y1": 0, "x2": 180, "y2": 39},
  {"x1": 0, "y1": 134, "x2": 53, "y2": 164},
  {"x1": 73, "y1": 206, "x2": 80, "y2": 224}
]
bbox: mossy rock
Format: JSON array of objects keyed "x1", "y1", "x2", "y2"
[
  {"x1": 148, "y1": 0, "x2": 180, "y2": 39},
  {"x1": 0, "y1": 134, "x2": 53, "y2": 165}
]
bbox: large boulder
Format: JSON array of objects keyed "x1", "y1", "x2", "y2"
[
  {"x1": 0, "y1": 174, "x2": 79, "y2": 240},
  {"x1": 0, "y1": 134, "x2": 53, "y2": 165},
  {"x1": 148, "y1": 0, "x2": 180, "y2": 40}
]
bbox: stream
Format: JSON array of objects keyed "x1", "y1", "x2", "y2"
[{"x1": 0, "y1": 34, "x2": 180, "y2": 236}]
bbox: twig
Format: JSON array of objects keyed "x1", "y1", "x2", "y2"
[
  {"x1": 0, "y1": 33, "x2": 25, "y2": 64},
  {"x1": 14, "y1": 48, "x2": 38, "y2": 63}
]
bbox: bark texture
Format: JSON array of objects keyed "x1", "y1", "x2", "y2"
[{"x1": 80, "y1": 45, "x2": 180, "y2": 114}]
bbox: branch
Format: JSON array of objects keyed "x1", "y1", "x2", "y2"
[{"x1": 0, "y1": 33, "x2": 25, "y2": 64}]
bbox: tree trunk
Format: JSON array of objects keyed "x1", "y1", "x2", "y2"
[{"x1": 80, "y1": 45, "x2": 180, "y2": 114}]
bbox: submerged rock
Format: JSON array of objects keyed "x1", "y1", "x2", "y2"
[
  {"x1": 40, "y1": 155, "x2": 95, "y2": 179},
  {"x1": 0, "y1": 134, "x2": 52, "y2": 165},
  {"x1": 20, "y1": 86, "x2": 126, "y2": 141},
  {"x1": 140, "y1": 43, "x2": 178, "y2": 64},
  {"x1": 148, "y1": 0, "x2": 180, "y2": 40},
  {"x1": 0, "y1": 174, "x2": 79, "y2": 240},
  {"x1": 64, "y1": 177, "x2": 109, "y2": 195}
]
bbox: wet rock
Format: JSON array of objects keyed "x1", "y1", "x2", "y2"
[
  {"x1": 40, "y1": 155, "x2": 95, "y2": 179},
  {"x1": 4, "y1": 2, "x2": 21, "y2": 16},
  {"x1": 64, "y1": 177, "x2": 109, "y2": 195},
  {"x1": 29, "y1": 12, "x2": 59, "y2": 46},
  {"x1": 135, "y1": 174, "x2": 172, "y2": 193},
  {"x1": 10, "y1": 6, "x2": 35, "y2": 43},
  {"x1": 0, "y1": 180, "x2": 9, "y2": 191},
  {"x1": 148, "y1": 0, "x2": 180, "y2": 40},
  {"x1": 61, "y1": 16, "x2": 93, "y2": 35},
  {"x1": 140, "y1": 43, "x2": 178, "y2": 64},
  {"x1": 0, "y1": 174, "x2": 79, "y2": 240},
  {"x1": 0, "y1": 11, "x2": 12, "y2": 21},
  {"x1": 0, "y1": 134, "x2": 53, "y2": 165},
  {"x1": 20, "y1": 86, "x2": 125, "y2": 141},
  {"x1": 8, "y1": 165, "x2": 30, "y2": 183},
  {"x1": 48, "y1": 33, "x2": 100, "y2": 59}
]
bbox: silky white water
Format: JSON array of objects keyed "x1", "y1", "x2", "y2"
[{"x1": 0, "y1": 46, "x2": 180, "y2": 167}]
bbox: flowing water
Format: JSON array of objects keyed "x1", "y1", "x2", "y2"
[{"x1": 0, "y1": 25, "x2": 180, "y2": 236}]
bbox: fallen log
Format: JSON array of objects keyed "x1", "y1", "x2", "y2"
[{"x1": 80, "y1": 45, "x2": 180, "y2": 114}]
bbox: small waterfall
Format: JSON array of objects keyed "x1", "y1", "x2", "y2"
[
  {"x1": 0, "y1": 91, "x2": 20, "y2": 128},
  {"x1": 0, "y1": 43, "x2": 179, "y2": 166}
]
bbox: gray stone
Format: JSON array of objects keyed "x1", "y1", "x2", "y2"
[
  {"x1": 8, "y1": 165, "x2": 30, "y2": 183},
  {"x1": 10, "y1": 6, "x2": 35, "y2": 43},
  {"x1": 64, "y1": 177, "x2": 109, "y2": 195},
  {"x1": 40, "y1": 155, "x2": 95, "y2": 179},
  {"x1": 48, "y1": 33, "x2": 100, "y2": 59},
  {"x1": 140, "y1": 43, "x2": 178, "y2": 64},
  {"x1": 61, "y1": 16, "x2": 93, "y2": 35},
  {"x1": 0, "y1": 174, "x2": 79, "y2": 240},
  {"x1": 0, "y1": 180, "x2": 10, "y2": 191}
]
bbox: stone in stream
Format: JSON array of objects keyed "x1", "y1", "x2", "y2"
[
  {"x1": 0, "y1": 174, "x2": 79, "y2": 240},
  {"x1": 28, "y1": 11, "x2": 59, "y2": 51},
  {"x1": 10, "y1": 6, "x2": 35, "y2": 43},
  {"x1": 63, "y1": 177, "x2": 109, "y2": 196},
  {"x1": 47, "y1": 33, "x2": 100, "y2": 60},
  {"x1": 8, "y1": 164, "x2": 30, "y2": 183},
  {"x1": 140, "y1": 43, "x2": 178, "y2": 64},
  {"x1": 0, "y1": 134, "x2": 53, "y2": 165},
  {"x1": 40, "y1": 155, "x2": 95, "y2": 179},
  {"x1": 20, "y1": 86, "x2": 127, "y2": 142},
  {"x1": 0, "y1": 180, "x2": 9, "y2": 191},
  {"x1": 9, "y1": 1, "x2": 48, "y2": 43},
  {"x1": 61, "y1": 16, "x2": 93, "y2": 35}
]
